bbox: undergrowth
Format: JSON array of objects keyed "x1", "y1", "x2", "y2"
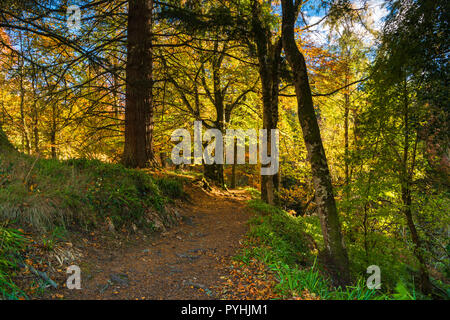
[
  {"x1": 0, "y1": 151, "x2": 185, "y2": 299},
  {"x1": 0, "y1": 226, "x2": 28, "y2": 299},
  {"x1": 241, "y1": 199, "x2": 418, "y2": 300},
  {"x1": 0, "y1": 153, "x2": 184, "y2": 232}
]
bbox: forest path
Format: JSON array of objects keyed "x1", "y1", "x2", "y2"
[{"x1": 56, "y1": 184, "x2": 253, "y2": 300}]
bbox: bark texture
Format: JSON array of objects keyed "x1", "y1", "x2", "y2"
[
  {"x1": 251, "y1": 0, "x2": 282, "y2": 204},
  {"x1": 281, "y1": 0, "x2": 350, "y2": 281},
  {"x1": 123, "y1": 0, "x2": 155, "y2": 168}
]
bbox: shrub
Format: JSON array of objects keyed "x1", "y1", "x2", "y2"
[
  {"x1": 241, "y1": 201, "x2": 392, "y2": 300},
  {"x1": 0, "y1": 226, "x2": 27, "y2": 299},
  {"x1": 156, "y1": 178, "x2": 184, "y2": 199}
]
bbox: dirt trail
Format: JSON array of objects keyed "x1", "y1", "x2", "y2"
[{"x1": 57, "y1": 185, "x2": 252, "y2": 300}]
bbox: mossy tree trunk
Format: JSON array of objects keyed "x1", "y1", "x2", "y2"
[{"x1": 281, "y1": 0, "x2": 350, "y2": 282}]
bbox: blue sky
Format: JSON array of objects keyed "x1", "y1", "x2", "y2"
[{"x1": 301, "y1": 0, "x2": 389, "y2": 45}]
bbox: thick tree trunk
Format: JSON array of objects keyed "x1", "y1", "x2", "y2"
[
  {"x1": 281, "y1": 0, "x2": 350, "y2": 282},
  {"x1": 123, "y1": 0, "x2": 154, "y2": 168},
  {"x1": 251, "y1": 0, "x2": 282, "y2": 205},
  {"x1": 199, "y1": 40, "x2": 226, "y2": 186},
  {"x1": 204, "y1": 163, "x2": 224, "y2": 186}
]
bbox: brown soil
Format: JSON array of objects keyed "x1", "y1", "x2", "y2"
[{"x1": 45, "y1": 185, "x2": 253, "y2": 300}]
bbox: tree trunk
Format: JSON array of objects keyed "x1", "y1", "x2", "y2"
[
  {"x1": 160, "y1": 151, "x2": 167, "y2": 168},
  {"x1": 401, "y1": 77, "x2": 432, "y2": 295},
  {"x1": 231, "y1": 138, "x2": 237, "y2": 188},
  {"x1": 50, "y1": 129, "x2": 57, "y2": 159},
  {"x1": 18, "y1": 31, "x2": 30, "y2": 154},
  {"x1": 123, "y1": 0, "x2": 154, "y2": 168},
  {"x1": 19, "y1": 66, "x2": 30, "y2": 154},
  {"x1": 251, "y1": 0, "x2": 282, "y2": 204},
  {"x1": 30, "y1": 63, "x2": 39, "y2": 155},
  {"x1": 204, "y1": 162, "x2": 224, "y2": 187},
  {"x1": 401, "y1": 183, "x2": 432, "y2": 295},
  {"x1": 344, "y1": 66, "x2": 350, "y2": 202},
  {"x1": 196, "y1": 40, "x2": 227, "y2": 186},
  {"x1": 281, "y1": 0, "x2": 350, "y2": 282}
]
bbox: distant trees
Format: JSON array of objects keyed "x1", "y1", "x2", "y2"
[
  {"x1": 0, "y1": 0, "x2": 159, "y2": 166},
  {"x1": 0, "y1": 1, "x2": 128, "y2": 158},
  {"x1": 161, "y1": 32, "x2": 258, "y2": 186}
]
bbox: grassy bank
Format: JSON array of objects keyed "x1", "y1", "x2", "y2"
[
  {"x1": 239, "y1": 199, "x2": 419, "y2": 300},
  {"x1": 0, "y1": 150, "x2": 184, "y2": 299},
  {"x1": 0, "y1": 153, "x2": 184, "y2": 231}
]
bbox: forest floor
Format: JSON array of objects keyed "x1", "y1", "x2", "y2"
[{"x1": 36, "y1": 184, "x2": 280, "y2": 300}]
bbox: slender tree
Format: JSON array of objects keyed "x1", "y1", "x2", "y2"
[{"x1": 281, "y1": 0, "x2": 350, "y2": 281}]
